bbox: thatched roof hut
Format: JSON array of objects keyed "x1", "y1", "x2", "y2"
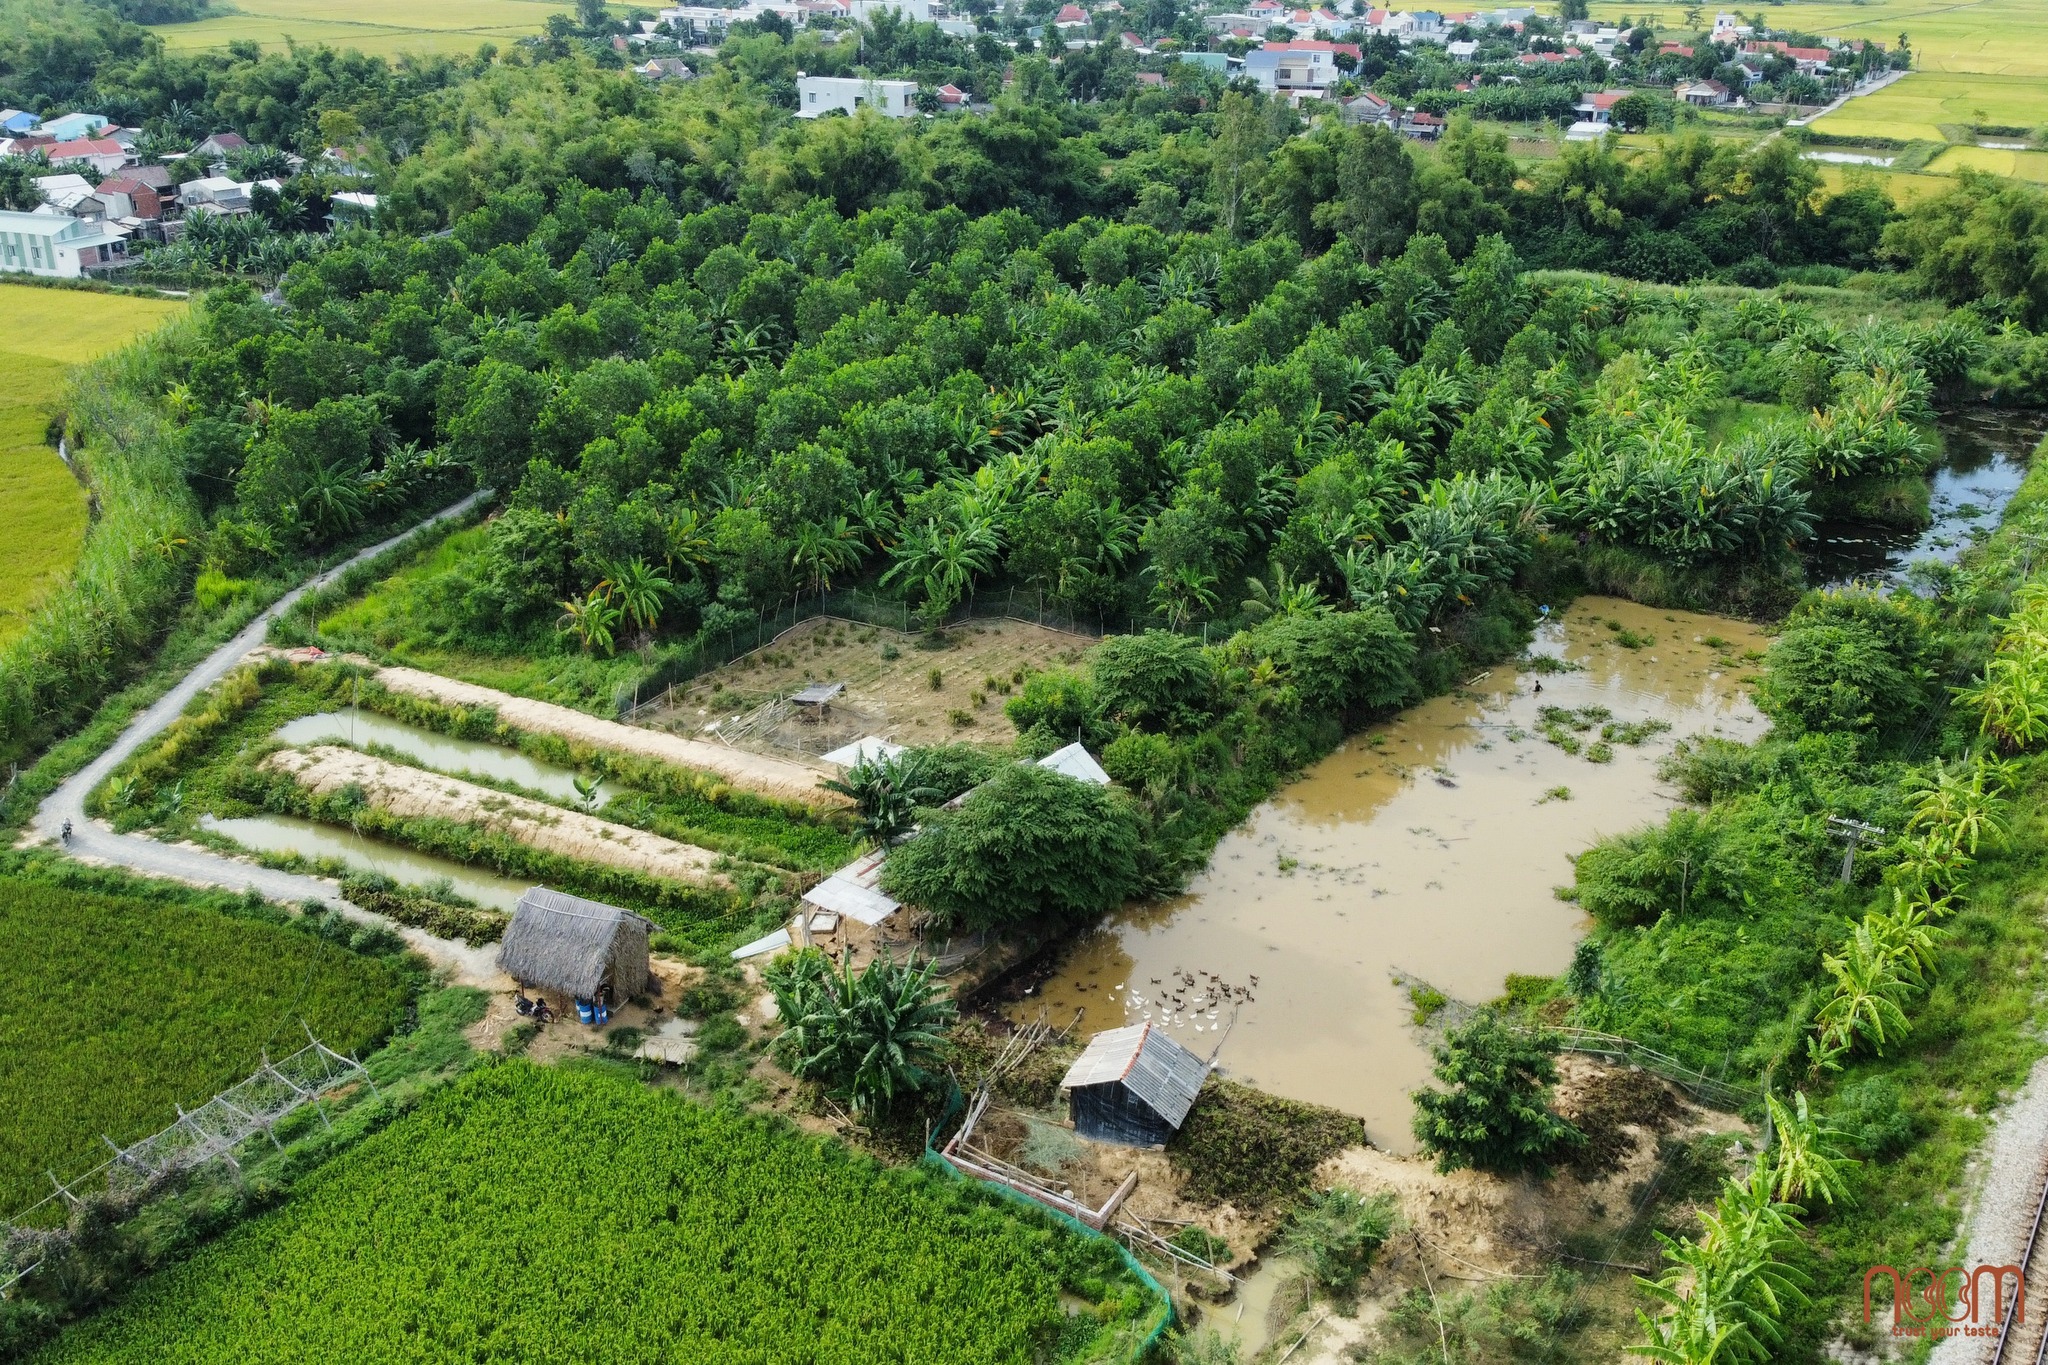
[{"x1": 499, "y1": 887, "x2": 653, "y2": 1001}]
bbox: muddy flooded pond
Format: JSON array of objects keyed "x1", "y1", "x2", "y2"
[
  {"x1": 1809, "y1": 407, "x2": 2048, "y2": 586},
  {"x1": 200, "y1": 812, "x2": 532, "y2": 911},
  {"x1": 1010, "y1": 598, "x2": 1767, "y2": 1149},
  {"x1": 275, "y1": 707, "x2": 614, "y2": 806}
]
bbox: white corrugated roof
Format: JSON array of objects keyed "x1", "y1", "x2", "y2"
[
  {"x1": 1037, "y1": 741, "x2": 1111, "y2": 785},
  {"x1": 800, "y1": 848, "x2": 901, "y2": 926},
  {"x1": 731, "y1": 928, "x2": 792, "y2": 959},
  {"x1": 820, "y1": 735, "x2": 906, "y2": 768}
]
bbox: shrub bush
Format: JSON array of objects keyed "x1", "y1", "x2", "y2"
[{"x1": 880, "y1": 764, "x2": 1142, "y2": 931}]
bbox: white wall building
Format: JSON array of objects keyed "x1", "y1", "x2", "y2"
[
  {"x1": 0, "y1": 208, "x2": 131, "y2": 278},
  {"x1": 848, "y1": 0, "x2": 931, "y2": 21},
  {"x1": 796, "y1": 75, "x2": 919, "y2": 117}
]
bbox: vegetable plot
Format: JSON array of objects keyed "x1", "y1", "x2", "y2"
[{"x1": 36, "y1": 1062, "x2": 1157, "y2": 1364}]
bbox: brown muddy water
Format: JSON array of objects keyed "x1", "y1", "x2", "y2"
[{"x1": 1009, "y1": 597, "x2": 1768, "y2": 1151}]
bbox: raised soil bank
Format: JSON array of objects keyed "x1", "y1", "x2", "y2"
[
  {"x1": 1013, "y1": 596, "x2": 1768, "y2": 1151},
  {"x1": 373, "y1": 665, "x2": 847, "y2": 809},
  {"x1": 266, "y1": 746, "x2": 730, "y2": 887},
  {"x1": 277, "y1": 706, "x2": 618, "y2": 807}
]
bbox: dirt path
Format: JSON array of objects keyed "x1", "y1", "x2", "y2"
[
  {"x1": 28, "y1": 492, "x2": 502, "y2": 986},
  {"x1": 373, "y1": 665, "x2": 846, "y2": 809},
  {"x1": 267, "y1": 746, "x2": 731, "y2": 887}
]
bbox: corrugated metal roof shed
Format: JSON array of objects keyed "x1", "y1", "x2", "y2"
[
  {"x1": 820, "y1": 735, "x2": 906, "y2": 768},
  {"x1": 1037, "y1": 741, "x2": 1111, "y2": 786},
  {"x1": 1061, "y1": 1022, "x2": 1210, "y2": 1129},
  {"x1": 800, "y1": 848, "x2": 901, "y2": 926}
]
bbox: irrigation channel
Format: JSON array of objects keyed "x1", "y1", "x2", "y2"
[
  {"x1": 192, "y1": 707, "x2": 624, "y2": 911},
  {"x1": 1010, "y1": 596, "x2": 1769, "y2": 1150},
  {"x1": 1808, "y1": 407, "x2": 2048, "y2": 587},
  {"x1": 30, "y1": 491, "x2": 505, "y2": 985}
]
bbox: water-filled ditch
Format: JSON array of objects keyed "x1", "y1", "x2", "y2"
[
  {"x1": 1808, "y1": 406, "x2": 2048, "y2": 586},
  {"x1": 1009, "y1": 597, "x2": 1767, "y2": 1150},
  {"x1": 200, "y1": 813, "x2": 533, "y2": 911},
  {"x1": 274, "y1": 707, "x2": 615, "y2": 806}
]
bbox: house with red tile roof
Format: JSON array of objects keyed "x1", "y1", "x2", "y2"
[{"x1": 45, "y1": 138, "x2": 128, "y2": 176}]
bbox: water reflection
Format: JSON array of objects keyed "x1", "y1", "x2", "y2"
[
  {"x1": 1808, "y1": 407, "x2": 2048, "y2": 587},
  {"x1": 201, "y1": 812, "x2": 532, "y2": 912},
  {"x1": 276, "y1": 707, "x2": 612, "y2": 807},
  {"x1": 1012, "y1": 598, "x2": 1767, "y2": 1149}
]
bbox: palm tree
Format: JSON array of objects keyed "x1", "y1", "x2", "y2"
[
  {"x1": 297, "y1": 458, "x2": 370, "y2": 540},
  {"x1": 1150, "y1": 564, "x2": 1220, "y2": 630},
  {"x1": 791, "y1": 517, "x2": 866, "y2": 605},
  {"x1": 557, "y1": 589, "x2": 622, "y2": 656},
  {"x1": 601, "y1": 559, "x2": 675, "y2": 635}
]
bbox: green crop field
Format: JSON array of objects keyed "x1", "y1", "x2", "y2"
[
  {"x1": 33, "y1": 1062, "x2": 1161, "y2": 1364},
  {"x1": 1812, "y1": 72, "x2": 2048, "y2": 143},
  {"x1": 0, "y1": 879, "x2": 410, "y2": 1213},
  {"x1": 1587, "y1": 0, "x2": 2048, "y2": 77},
  {"x1": 149, "y1": 0, "x2": 623, "y2": 56},
  {"x1": 0, "y1": 285, "x2": 186, "y2": 646},
  {"x1": 1924, "y1": 143, "x2": 2048, "y2": 182}
]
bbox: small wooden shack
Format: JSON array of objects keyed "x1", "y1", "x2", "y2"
[
  {"x1": 499, "y1": 887, "x2": 653, "y2": 1004},
  {"x1": 1060, "y1": 1022, "x2": 1210, "y2": 1148}
]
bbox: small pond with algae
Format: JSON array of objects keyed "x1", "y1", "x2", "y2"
[{"x1": 1010, "y1": 597, "x2": 1768, "y2": 1151}]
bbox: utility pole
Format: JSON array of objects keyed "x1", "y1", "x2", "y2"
[{"x1": 1826, "y1": 816, "x2": 1885, "y2": 884}]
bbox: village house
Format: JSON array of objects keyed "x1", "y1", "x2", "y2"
[
  {"x1": 796, "y1": 74, "x2": 919, "y2": 117},
  {"x1": 37, "y1": 113, "x2": 110, "y2": 142},
  {"x1": 498, "y1": 888, "x2": 653, "y2": 1020},
  {"x1": 1573, "y1": 87, "x2": 1632, "y2": 124},
  {"x1": 1676, "y1": 78, "x2": 1731, "y2": 107},
  {"x1": 0, "y1": 207, "x2": 132, "y2": 278},
  {"x1": 1243, "y1": 39, "x2": 1361, "y2": 95},
  {"x1": 43, "y1": 138, "x2": 129, "y2": 177}
]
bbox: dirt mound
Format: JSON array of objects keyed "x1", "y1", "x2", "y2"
[
  {"x1": 268, "y1": 746, "x2": 730, "y2": 887},
  {"x1": 374, "y1": 665, "x2": 845, "y2": 810}
]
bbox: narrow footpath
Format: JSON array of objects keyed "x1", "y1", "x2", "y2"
[{"x1": 28, "y1": 491, "x2": 506, "y2": 986}]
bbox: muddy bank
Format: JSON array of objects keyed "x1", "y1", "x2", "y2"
[
  {"x1": 1013, "y1": 597, "x2": 1767, "y2": 1149},
  {"x1": 373, "y1": 666, "x2": 847, "y2": 810},
  {"x1": 266, "y1": 746, "x2": 730, "y2": 887}
]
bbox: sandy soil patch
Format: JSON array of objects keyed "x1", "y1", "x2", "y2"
[
  {"x1": 373, "y1": 665, "x2": 845, "y2": 809},
  {"x1": 468, "y1": 956, "x2": 700, "y2": 1062},
  {"x1": 267, "y1": 745, "x2": 731, "y2": 887},
  {"x1": 648, "y1": 616, "x2": 1098, "y2": 752}
]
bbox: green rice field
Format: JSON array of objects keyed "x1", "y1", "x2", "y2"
[
  {"x1": 0, "y1": 285, "x2": 186, "y2": 646},
  {"x1": 0, "y1": 878, "x2": 409, "y2": 1213},
  {"x1": 150, "y1": 0, "x2": 625, "y2": 55},
  {"x1": 31, "y1": 1062, "x2": 1163, "y2": 1364}
]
